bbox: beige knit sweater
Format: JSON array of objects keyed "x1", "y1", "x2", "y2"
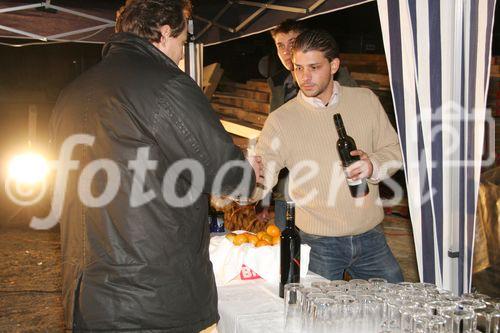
[{"x1": 254, "y1": 85, "x2": 403, "y2": 237}]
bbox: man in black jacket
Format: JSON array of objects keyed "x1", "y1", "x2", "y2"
[{"x1": 49, "y1": 0, "x2": 260, "y2": 331}]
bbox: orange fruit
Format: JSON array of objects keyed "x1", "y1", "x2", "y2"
[
  {"x1": 255, "y1": 240, "x2": 270, "y2": 247},
  {"x1": 256, "y1": 231, "x2": 267, "y2": 240},
  {"x1": 247, "y1": 234, "x2": 259, "y2": 246},
  {"x1": 261, "y1": 233, "x2": 273, "y2": 244},
  {"x1": 225, "y1": 233, "x2": 237, "y2": 242},
  {"x1": 233, "y1": 234, "x2": 248, "y2": 246},
  {"x1": 271, "y1": 236, "x2": 280, "y2": 245},
  {"x1": 266, "y1": 224, "x2": 280, "y2": 237}
]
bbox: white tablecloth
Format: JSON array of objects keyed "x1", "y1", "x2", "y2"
[{"x1": 217, "y1": 274, "x2": 327, "y2": 333}]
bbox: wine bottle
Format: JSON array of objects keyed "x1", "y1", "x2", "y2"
[
  {"x1": 333, "y1": 113, "x2": 369, "y2": 197},
  {"x1": 279, "y1": 201, "x2": 301, "y2": 298}
]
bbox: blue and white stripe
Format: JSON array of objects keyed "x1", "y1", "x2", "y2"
[{"x1": 377, "y1": 0, "x2": 496, "y2": 294}]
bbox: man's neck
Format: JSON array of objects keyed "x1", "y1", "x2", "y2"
[{"x1": 317, "y1": 79, "x2": 335, "y2": 105}]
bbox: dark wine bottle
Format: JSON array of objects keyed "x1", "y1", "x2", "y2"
[
  {"x1": 333, "y1": 113, "x2": 369, "y2": 198},
  {"x1": 279, "y1": 201, "x2": 301, "y2": 298}
]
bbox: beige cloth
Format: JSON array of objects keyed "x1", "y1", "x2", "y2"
[
  {"x1": 473, "y1": 167, "x2": 500, "y2": 273},
  {"x1": 254, "y1": 85, "x2": 402, "y2": 236}
]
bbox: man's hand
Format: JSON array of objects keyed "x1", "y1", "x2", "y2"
[
  {"x1": 246, "y1": 155, "x2": 264, "y2": 187},
  {"x1": 345, "y1": 150, "x2": 373, "y2": 180}
]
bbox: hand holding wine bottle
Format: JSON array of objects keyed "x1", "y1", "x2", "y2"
[
  {"x1": 333, "y1": 113, "x2": 370, "y2": 197},
  {"x1": 345, "y1": 150, "x2": 373, "y2": 181}
]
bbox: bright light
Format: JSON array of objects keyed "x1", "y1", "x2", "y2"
[{"x1": 7, "y1": 152, "x2": 49, "y2": 184}]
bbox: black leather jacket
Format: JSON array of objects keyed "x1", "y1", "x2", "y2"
[{"x1": 50, "y1": 33, "x2": 255, "y2": 332}]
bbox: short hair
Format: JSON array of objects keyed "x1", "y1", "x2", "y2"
[
  {"x1": 270, "y1": 19, "x2": 307, "y2": 39},
  {"x1": 292, "y1": 29, "x2": 340, "y2": 62},
  {"x1": 116, "y1": 0, "x2": 192, "y2": 43}
]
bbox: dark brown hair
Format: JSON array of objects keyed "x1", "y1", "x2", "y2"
[
  {"x1": 116, "y1": 0, "x2": 192, "y2": 42},
  {"x1": 270, "y1": 19, "x2": 307, "y2": 39},
  {"x1": 292, "y1": 29, "x2": 340, "y2": 61}
]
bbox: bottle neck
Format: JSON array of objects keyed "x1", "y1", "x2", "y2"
[
  {"x1": 285, "y1": 204, "x2": 295, "y2": 228},
  {"x1": 336, "y1": 125, "x2": 347, "y2": 139}
]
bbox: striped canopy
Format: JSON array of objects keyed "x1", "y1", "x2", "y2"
[{"x1": 377, "y1": 0, "x2": 496, "y2": 294}]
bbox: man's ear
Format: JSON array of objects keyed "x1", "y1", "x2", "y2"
[
  {"x1": 331, "y1": 58, "x2": 340, "y2": 75},
  {"x1": 159, "y1": 25, "x2": 172, "y2": 41}
]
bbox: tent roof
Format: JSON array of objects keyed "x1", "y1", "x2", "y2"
[{"x1": 0, "y1": 0, "x2": 372, "y2": 46}]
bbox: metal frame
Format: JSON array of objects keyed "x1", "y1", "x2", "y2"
[
  {"x1": 0, "y1": 1, "x2": 114, "y2": 43},
  {"x1": 233, "y1": 1, "x2": 307, "y2": 14},
  {"x1": 194, "y1": 0, "x2": 328, "y2": 41}
]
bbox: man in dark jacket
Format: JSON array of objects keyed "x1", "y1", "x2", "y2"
[{"x1": 49, "y1": 1, "x2": 259, "y2": 331}]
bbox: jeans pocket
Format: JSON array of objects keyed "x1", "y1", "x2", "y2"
[{"x1": 299, "y1": 230, "x2": 323, "y2": 242}]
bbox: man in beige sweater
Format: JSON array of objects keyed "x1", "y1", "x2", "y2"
[{"x1": 255, "y1": 29, "x2": 404, "y2": 282}]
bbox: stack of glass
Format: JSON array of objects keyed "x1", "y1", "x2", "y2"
[{"x1": 283, "y1": 279, "x2": 500, "y2": 333}]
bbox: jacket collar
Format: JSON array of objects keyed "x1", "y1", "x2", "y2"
[{"x1": 102, "y1": 32, "x2": 177, "y2": 68}]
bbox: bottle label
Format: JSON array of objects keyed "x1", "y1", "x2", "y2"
[{"x1": 346, "y1": 177, "x2": 362, "y2": 186}]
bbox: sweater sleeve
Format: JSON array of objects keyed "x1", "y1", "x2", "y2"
[
  {"x1": 368, "y1": 91, "x2": 403, "y2": 182},
  {"x1": 251, "y1": 114, "x2": 287, "y2": 200}
]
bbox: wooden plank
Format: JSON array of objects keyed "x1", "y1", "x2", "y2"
[
  {"x1": 203, "y1": 63, "x2": 224, "y2": 100},
  {"x1": 212, "y1": 94, "x2": 270, "y2": 114},
  {"x1": 213, "y1": 103, "x2": 267, "y2": 127},
  {"x1": 341, "y1": 63, "x2": 389, "y2": 74},
  {"x1": 213, "y1": 89, "x2": 269, "y2": 102},
  {"x1": 351, "y1": 72, "x2": 390, "y2": 87},
  {"x1": 219, "y1": 119, "x2": 261, "y2": 139},
  {"x1": 490, "y1": 64, "x2": 500, "y2": 75},
  {"x1": 244, "y1": 79, "x2": 270, "y2": 92},
  {"x1": 340, "y1": 53, "x2": 387, "y2": 63},
  {"x1": 230, "y1": 135, "x2": 250, "y2": 150}
]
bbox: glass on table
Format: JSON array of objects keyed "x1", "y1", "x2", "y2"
[
  {"x1": 458, "y1": 299, "x2": 487, "y2": 311},
  {"x1": 356, "y1": 294, "x2": 383, "y2": 333},
  {"x1": 311, "y1": 297, "x2": 338, "y2": 333},
  {"x1": 335, "y1": 295, "x2": 359, "y2": 333},
  {"x1": 438, "y1": 293, "x2": 463, "y2": 303},
  {"x1": 301, "y1": 292, "x2": 327, "y2": 332},
  {"x1": 425, "y1": 300, "x2": 457, "y2": 316},
  {"x1": 413, "y1": 314, "x2": 447, "y2": 333},
  {"x1": 298, "y1": 287, "x2": 322, "y2": 312},
  {"x1": 398, "y1": 281, "x2": 416, "y2": 290},
  {"x1": 447, "y1": 308, "x2": 475, "y2": 333},
  {"x1": 399, "y1": 306, "x2": 430, "y2": 333},
  {"x1": 385, "y1": 283, "x2": 406, "y2": 294},
  {"x1": 330, "y1": 279, "x2": 349, "y2": 288},
  {"x1": 474, "y1": 306, "x2": 500, "y2": 333},
  {"x1": 283, "y1": 283, "x2": 304, "y2": 333},
  {"x1": 458, "y1": 299, "x2": 487, "y2": 329},
  {"x1": 368, "y1": 277, "x2": 388, "y2": 285},
  {"x1": 412, "y1": 282, "x2": 438, "y2": 291},
  {"x1": 385, "y1": 296, "x2": 418, "y2": 331},
  {"x1": 311, "y1": 281, "x2": 332, "y2": 292},
  {"x1": 461, "y1": 293, "x2": 491, "y2": 302},
  {"x1": 326, "y1": 290, "x2": 345, "y2": 300},
  {"x1": 349, "y1": 278, "x2": 369, "y2": 287},
  {"x1": 483, "y1": 297, "x2": 500, "y2": 309}
]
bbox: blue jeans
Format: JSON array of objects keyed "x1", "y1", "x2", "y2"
[
  {"x1": 274, "y1": 199, "x2": 287, "y2": 231},
  {"x1": 300, "y1": 225, "x2": 404, "y2": 283}
]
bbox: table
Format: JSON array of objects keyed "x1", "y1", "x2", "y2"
[{"x1": 217, "y1": 274, "x2": 326, "y2": 333}]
